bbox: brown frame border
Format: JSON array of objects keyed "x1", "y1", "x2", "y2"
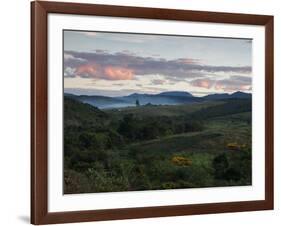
[{"x1": 31, "y1": 1, "x2": 274, "y2": 224}]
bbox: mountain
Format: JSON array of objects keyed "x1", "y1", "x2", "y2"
[
  {"x1": 204, "y1": 92, "x2": 251, "y2": 100},
  {"x1": 157, "y1": 91, "x2": 193, "y2": 97},
  {"x1": 203, "y1": 93, "x2": 230, "y2": 100},
  {"x1": 117, "y1": 92, "x2": 200, "y2": 107},
  {"x1": 230, "y1": 91, "x2": 252, "y2": 99},
  {"x1": 70, "y1": 95, "x2": 135, "y2": 109},
  {"x1": 64, "y1": 91, "x2": 251, "y2": 109}
]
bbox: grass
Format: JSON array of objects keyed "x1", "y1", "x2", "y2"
[
  {"x1": 128, "y1": 131, "x2": 223, "y2": 154},
  {"x1": 126, "y1": 111, "x2": 251, "y2": 154}
]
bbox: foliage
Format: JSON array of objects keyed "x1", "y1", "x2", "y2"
[
  {"x1": 227, "y1": 142, "x2": 247, "y2": 151},
  {"x1": 171, "y1": 156, "x2": 192, "y2": 166},
  {"x1": 64, "y1": 96, "x2": 252, "y2": 194},
  {"x1": 212, "y1": 153, "x2": 229, "y2": 179}
]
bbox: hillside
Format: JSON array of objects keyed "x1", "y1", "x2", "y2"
[
  {"x1": 64, "y1": 98, "x2": 252, "y2": 194},
  {"x1": 64, "y1": 97, "x2": 107, "y2": 126}
]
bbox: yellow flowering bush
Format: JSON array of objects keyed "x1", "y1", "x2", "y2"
[
  {"x1": 171, "y1": 156, "x2": 192, "y2": 166},
  {"x1": 227, "y1": 143, "x2": 247, "y2": 151}
]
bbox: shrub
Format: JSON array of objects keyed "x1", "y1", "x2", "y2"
[
  {"x1": 212, "y1": 153, "x2": 229, "y2": 179},
  {"x1": 171, "y1": 156, "x2": 192, "y2": 166},
  {"x1": 64, "y1": 169, "x2": 91, "y2": 194},
  {"x1": 227, "y1": 142, "x2": 241, "y2": 151}
]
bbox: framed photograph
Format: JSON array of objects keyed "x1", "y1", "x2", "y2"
[{"x1": 31, "y1": 1, "x2": 274, "y2": 224}]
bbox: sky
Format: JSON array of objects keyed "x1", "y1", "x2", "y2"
[{"x1": 64, "y1": 30, "x2": 252, "y2": 97}]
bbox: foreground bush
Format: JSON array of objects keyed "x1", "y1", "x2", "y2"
[{"x1": 171, "y1": 156, "x2": 192, "y2": 166}]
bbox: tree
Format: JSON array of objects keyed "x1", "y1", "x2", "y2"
[
  {"x1": 212, "y1": 153, "x2": 229, "y2": 179},
  {"x1": 136, "y1": 99, "x2": 140, "y2": 107},
  {"x1": 118, "y1": 114, "x2": 136, "y2": 140}
]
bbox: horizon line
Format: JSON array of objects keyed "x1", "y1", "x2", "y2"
[{"x1": 64, "y1": 90, "x2": 252, "y2": 98}]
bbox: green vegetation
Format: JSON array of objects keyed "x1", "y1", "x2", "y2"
[{"x1": 64, "y1": 97, "x2": 252, "y2": 194}]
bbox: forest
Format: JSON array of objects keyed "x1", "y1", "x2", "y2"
[{"x1": 64, "y1": 96, "x2": 252, "y2": 194}]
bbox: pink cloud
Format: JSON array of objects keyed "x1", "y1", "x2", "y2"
[
  {"x1": 241, "y1": 85, "x2": 252, "y2": 91},
  {"x1": 104, "y1": 66, "x2": 134, "y2": 80},
  {"x1": 190, "y1": 79, "x2": 214, "y2": 89},
  {"x1": 215, "y1": 83, "x2": 252, "y2": 92},
  {"x1": 214, "y1": 83, "x2": 224, "y2": 90},
  {"x1": 190, "y1": 76, "x2": 252, "y2": 92},
  {"x1": 76, "y1": 64, "x2": 98, "y2": 76},
  {"x1": 75, "y1": 63, "x2": 134, "y2": 80},
  {"x1": 65, "y1": 50, "x2": 251, "y2": 80}
]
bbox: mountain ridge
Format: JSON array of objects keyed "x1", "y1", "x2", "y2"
[
  {"x1": 204, "y1": 91, "x2": 251, "y2": 100},
  {"x1": 65, "y1": 91, "x2": 251, "y2": 109}
]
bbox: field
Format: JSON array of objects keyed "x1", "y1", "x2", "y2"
[{"x1": 64, "y1": 97, "x2": 252, "y2": 194}]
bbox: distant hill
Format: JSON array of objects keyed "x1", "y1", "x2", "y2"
[
  {"x1": 204, "y1": 91, "x2": 251, "y2": 100},
  {"x1": 64, "y1": 91, "x2": 251, "y2": 109},
  {"x1": 203, "y1": 93, "x2": 230, "y2": 100},
  {"x1": 71, "y1": 95, "x2": 135, "y2": 109},
  {"x1": 231, "y1": 91, "x2": 252, "y2": 99},
  {"x1": 158, "y1": 91, "x2": 193, "y2": 97},
  {"x1": 118, "y1": 92, "x2": 200, "y2": 107}
]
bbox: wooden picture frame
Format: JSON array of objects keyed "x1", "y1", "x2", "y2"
[{"x1": 31, "y1": 1, "x2": 274, "y2": 224}]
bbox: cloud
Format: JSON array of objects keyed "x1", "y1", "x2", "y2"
[
  {"x1": 74, "y1": 63, "x2": 134, "y2": 80},
  {"x1": 64, "y1": 53, "x2": 75, "y2": 60},
  {"x1": 176, "y1": 58, "x2": 202, "y2": 64},
  {"x1": 104, "y1": 66, "x2": 134, "y2": 80},
  {"x1": 64, "y1": 53, "x2": 86, "y2": 62},
  {"x1": 64, "y1": 87, "x2": 166, "y2": 97},
  {"x1": 214, "y1": 75, "x2": 252, "y2": 91},
  {"x1": 190, "y1": 75, "x2": 252, "y2": 91},
  {"x1": 64, "y1": 67, "x2": 76, "y2": 77},
  {"x1": 64, "y1": 50, "x2": 251, "y2": 81},
  {"x1": 76, "y1": 64, "x2": 99, "y2": 78},
  {"x1": 94, "y1": 49, "x2": 108, "y2": 54},
  {"x1": 190, "y1": 78, "x2": 215, "y2": 89},
  {"x1": 151, "y1": 79, "x2": 166, "y2": 85}
]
